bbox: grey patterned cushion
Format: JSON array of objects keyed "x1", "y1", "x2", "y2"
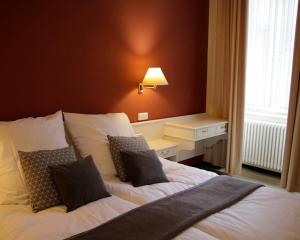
[
  {"x1": 18, "y1": 146, "x2": 77, "y2": 212},
  {"x1": 107, "y1": 135, "x2": 150, "y2": 182}
]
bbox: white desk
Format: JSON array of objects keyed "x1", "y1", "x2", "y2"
[
  {"x1": 132, "y1": 113, "x2": 228, "y2": 162},
  {"x1": 163, "y1": 116, "x2": 227, "y2": 151},
  {"x1": 148, "y1": 139, "x2": 178, "y2": 161}
]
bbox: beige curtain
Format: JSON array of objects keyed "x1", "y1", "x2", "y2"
[
  {"x1": 281, "y1": 4, "x2": 300, "y2": 192},
  {"x1": 206, "y1": 0, "x2": 248, "y2": 175}
]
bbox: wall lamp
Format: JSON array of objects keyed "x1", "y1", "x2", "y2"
[{"x1": 138, "y1": 67, "x2": 168, "y2": 94}]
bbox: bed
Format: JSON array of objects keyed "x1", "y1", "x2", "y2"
[
  {"x1": 1, "y1": 158, "x2": 299, "y2": 240},
  {"x1": 104, "y1": 158, "x2": 300, "y2": 240},
  {"x1": 0, "y1": 194, "x2": 217, "y2": 240},
  {"x1": 1, "y1": 111, "x2": 299, "y2": 240}
]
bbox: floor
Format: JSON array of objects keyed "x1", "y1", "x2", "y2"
[
  {"x1": 193, "y1": 161, "x2": 281, "y2": 188},
  {"x1": 238, "y1": 167, "x2": 281, "y2": 188},
  {"x1": 191, "y1": 160, "x2": 227, "y2": 175}
]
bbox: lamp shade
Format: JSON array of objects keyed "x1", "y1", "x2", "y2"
[{"x1": 142, "y1": 68, "x2": 168, "y2": 86}]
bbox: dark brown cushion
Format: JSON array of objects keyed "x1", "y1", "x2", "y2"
[
  {"x1": 18, "y1": 146, "x2": 77, "y2": 212},
  {"x1": 50, "y1": 155, "x2": 111, "y2": 212},
  {"x1": 107, "y1": 135, "x2": 150, "y2": 182},
  {"x1": 120, "y1": 150, "x2": 169, "y2": 187}
]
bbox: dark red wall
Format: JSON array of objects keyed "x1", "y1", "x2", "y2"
[{"x1": 0, "y1": 0, "x2": 208, "y2": 122}]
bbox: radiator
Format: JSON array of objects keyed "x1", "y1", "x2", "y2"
[{"x1": 242, "y1": 119, "x2": 286, "y2": 173}]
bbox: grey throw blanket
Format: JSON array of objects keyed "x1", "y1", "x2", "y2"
[{"x1": 67, "y1": 175, "x2": 263, "y2": 240}]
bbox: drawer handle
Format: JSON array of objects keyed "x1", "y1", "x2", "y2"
[{"x1": 202, "y1": 129, "x2": 208, "y2": 133}]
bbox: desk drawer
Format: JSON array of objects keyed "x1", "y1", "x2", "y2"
[
  {"x1": 156, "y1": 147, "x2": 177, "y2": 158},
  {"x1": 216, "y1": 123, "x2": 227, "y2": 134},
  {"x1": 196, "y1": 124, "x2": 227, "y2": 140},
  {"x1": 196, "y1": 127, "x2": 214, "y2": 139}
]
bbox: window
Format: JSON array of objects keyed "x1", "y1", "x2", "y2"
[{"x1": 245, "y1": 0, "x2": 298, "y2": 120}]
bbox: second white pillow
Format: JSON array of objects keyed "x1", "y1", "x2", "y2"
[{"x1": 63, "y1": 112, "x2": 136, "y2": 177}]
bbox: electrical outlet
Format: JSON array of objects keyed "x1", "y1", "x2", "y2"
[{"x1": 138, "y1": 112, "x2": 149, "y2": 121}]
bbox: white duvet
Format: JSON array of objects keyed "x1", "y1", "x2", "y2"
[
  {"x1": 104, "y1": 158, "x2": 300, "y2": 240},
  {"x1": 0, "y1": 194, "x2": 216, "y2": 240},
  {"x1": 1, "y1": 158, "x2": 299, "y2": 240}
]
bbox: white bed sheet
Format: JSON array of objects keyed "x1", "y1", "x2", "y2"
[
  {"x1": 1, "y1": 158, "x2": 299, "y2": 240},
  {"x1": 0, "y1": 195, "x2": 216, "y2": 240},
  {"x1": 160, "y1": 157, "x2": 218, "y2": 185},
  {"x1": 104, "y1": 158, "x2": 217, "y2": 205},
  {"x1": 104, "y1": 159, "x2": 300, "y2": 240},
  {"x1": 196, "y1": 186, "x2": 300, "y2": 240}
]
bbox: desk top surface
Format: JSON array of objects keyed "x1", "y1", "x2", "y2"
[{"x1": 165, "y1": 116, "x2": 227, "y2": 129}]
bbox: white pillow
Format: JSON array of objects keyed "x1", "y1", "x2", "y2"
[
  {"x1": 0, "y1": 111, "x2": 68, "y2": 204},
  {"x1": 63, "y1": 112, "x2": 135, "y2": 176}
]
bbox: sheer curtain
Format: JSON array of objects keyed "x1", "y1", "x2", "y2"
[{"x1": 245, "y1": 0, "x2": 298, "y2": 119}]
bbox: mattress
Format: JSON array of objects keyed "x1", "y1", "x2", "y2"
[
  {"x1": 104, "y1": 159, "x2": 300, "y2": 240},
  {"x1": 1, "y1": 157, "x2": 299, "y2": 240},
  {"x1": 103, "y1": 158, "x2": 217, "y2": 205},
  {"x1": 0, "y1": 194, "x2": 216, "y2": 240}
]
